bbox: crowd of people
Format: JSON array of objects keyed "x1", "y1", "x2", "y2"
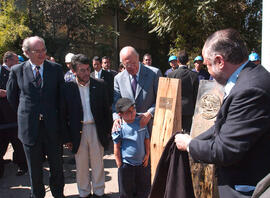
[{"x1": 0, "y1": 28, "x2": 269, "y2": 198}]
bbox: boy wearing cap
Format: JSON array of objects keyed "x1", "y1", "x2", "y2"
[{"x1": 112, "y1": 98, "x2": 150, "y2": 198}]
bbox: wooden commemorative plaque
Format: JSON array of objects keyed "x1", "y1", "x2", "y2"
[{"x1": 150, "y1": 77, "x2": 182, "y2": 182}]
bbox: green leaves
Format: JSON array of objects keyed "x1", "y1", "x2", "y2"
[{"x1": 0, "y1": 0, "x2": 31, "y2": 56}]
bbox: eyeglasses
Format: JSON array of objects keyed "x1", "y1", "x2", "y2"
[
  {"x1": 123, "y1": 62, "x2": 137, "y2": 68},
  {"x1": 30, "y1": 48, "x2": 47, "y2": 54}
]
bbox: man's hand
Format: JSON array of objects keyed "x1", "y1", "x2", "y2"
[
  {"x1": 64, "y1": 142, "x2": 73, "y2": 151},
  {"x1": 0, "y1": 89, "x2": 7, "y2": 98},
  {"x1": 175, "y1": 133, "x2": 192, "y2": 151},
  {"x1": 139, "y1": 112, "x2": 152, "y2": 128},
  {"x1": 112, "y1": 118, "x2": 122, "y2": 133},
  {"x1": 142, "y1": 154, "x2": 149, "y2": 167}
]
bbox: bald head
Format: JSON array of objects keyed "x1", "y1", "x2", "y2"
[
  {"x1": 120, "y1": 46, "x2": 139, "y2": 62},
  {"x1": 119, "y1": 46, "x2": 140, "y2": 75}
]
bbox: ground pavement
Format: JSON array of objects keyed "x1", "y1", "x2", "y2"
[{"x1": 0, "y1": 143, "x2": 119, "y2": 198}]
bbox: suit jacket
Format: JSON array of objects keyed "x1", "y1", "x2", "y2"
[
  {"x1": 189, "y1": 62, "x2": 270, "y2": 198},
  {"x1": 63, "y1": 77, "x2": 111, "y2": 153},
  {"x1": 7, "y1": 60, "x2": 65, "y2": 146},
  {"x1": 108, "y1": 69, "x2": 118, "y2": 77},
  {"x1": 91, "y1": 69, "x2": 114, "y2": 106},
  {"x1": 0, "y1": 66, "x2": 17, "y2": 129},
  {"x1": 149, "y1": 133, "x2": 195, "y2": 198},
  {"x1": 113, "y1": 63, "x2": 162, "y2": 133},
  {"x1": 168, "y1": 66, "x2": 199, "y2": 116}
]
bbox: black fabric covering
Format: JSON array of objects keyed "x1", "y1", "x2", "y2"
[{"x1": 149, "y1": 133, "x2": 195, "y2": 198}]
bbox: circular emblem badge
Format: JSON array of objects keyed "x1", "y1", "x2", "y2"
[{"x1": 199, "y1": 94, "x2": 221, "y2": 120}]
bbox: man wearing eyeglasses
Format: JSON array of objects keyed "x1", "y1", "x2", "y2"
[
  {"x1": 7, "y1": 36, "x2": 66, "y2": 198},
  {"x1": 112, "y1": 46, "x2": 162, "y2": 196}
]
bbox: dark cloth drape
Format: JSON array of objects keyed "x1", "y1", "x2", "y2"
[{"x1": 149, "y1": 133, "x2": 195, "y2": 198}]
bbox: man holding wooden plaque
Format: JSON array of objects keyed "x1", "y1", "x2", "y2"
[{"x1": 175, "y1": 29, "x2": 270, "y2": 198}]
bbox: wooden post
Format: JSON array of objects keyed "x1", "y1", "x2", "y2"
[{"x1": 150, "y1": 77, "x2": 182, "y2": 182}]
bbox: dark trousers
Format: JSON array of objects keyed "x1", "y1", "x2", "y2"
[
  {"x1": 0, "y1": 128, "x2": 27, "y2": 169},
  {"x1": 118, "y1": 163, "x2": 150, "y2": 198},
  {"x1": 23, "y1": 121, "x2": 64, "y2": 198}
]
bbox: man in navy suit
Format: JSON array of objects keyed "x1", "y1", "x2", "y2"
[
  {"x1": 7, "y1": 36, "x2": 65, "y2": 198},
  {"x1": 175, "y1": 29, "x2": 270, "y2": 198}
]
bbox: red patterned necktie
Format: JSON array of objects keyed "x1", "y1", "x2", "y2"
[{"x1": 35, "y1": 66, "x2": 42, "y2": 88}]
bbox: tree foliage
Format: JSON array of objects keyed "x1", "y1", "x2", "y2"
[
  {"x1": 124, "y1": 0, "x2": 262, "y2": 57},
  {"x1": 0, "y1": 0, "x2": 31, "y2": 58}
]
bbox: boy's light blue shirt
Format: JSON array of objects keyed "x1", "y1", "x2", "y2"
[{"x1": 112, "y1": 117, "x2": 149, "y2": 166}]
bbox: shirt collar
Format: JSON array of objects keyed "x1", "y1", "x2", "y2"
[
  {"x1": 29, "y1": 60, "x2": 44, "y2": 71},
  {"x1": 224, "y1": 60, "x2": 249, "y2": 98},
  {"x1": 76, "y1": 78, "x2": 90, "y2": 87},
  {"x1": 95, "y1": 69, "x2": 102, "y2": 78}
]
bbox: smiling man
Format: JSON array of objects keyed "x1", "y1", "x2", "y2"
[
  {"x1": 7, "y1": 36, "x2": 65, "y2": 198},
  {"x1": 112, "y1": 46, "x2": 162, "y2": 196}
]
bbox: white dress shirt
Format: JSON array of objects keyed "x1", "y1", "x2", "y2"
[{"x1": 76, "y1": 79, "x2": 95, "y2": 123}]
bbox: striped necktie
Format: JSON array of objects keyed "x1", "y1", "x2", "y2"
[{"x1": 35, "y1": 66, "x2": 42, "y2": 88}]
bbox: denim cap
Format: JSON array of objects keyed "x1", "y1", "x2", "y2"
[{"x1": 115, "y1": 98, "x2": 135, "y2": 113}]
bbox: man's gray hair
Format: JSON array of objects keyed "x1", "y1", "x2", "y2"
[
  {"x1": 204, "y1": 28, "x2": 248, "y2": 65},
  {"x1": 22, "y1": 36, "x2": 46, "y2": 58}
]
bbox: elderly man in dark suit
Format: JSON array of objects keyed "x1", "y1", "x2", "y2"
[
  {"x1": 168, "y1": 51, "x2": 199, "y2": 133},
  {"x1": 175, "y1": 28, "x2": 270, "y2": 198},
  {"x1": 0, "y1": 51, "x2": 27, "y2": 178},
  {"x1": 64, "y1": 54, "x2": 111, "y2": 198},
  {"x1": 7, "y1": 36, "x2": 65, "y2": 198}
]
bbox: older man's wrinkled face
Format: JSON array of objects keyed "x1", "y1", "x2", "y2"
[
  {"x1": 26, "y1": 38, "x2": 47, "y2": 66},
  {"x1": 121, "y1": 52, "x2": 139, "y2": 76}
]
